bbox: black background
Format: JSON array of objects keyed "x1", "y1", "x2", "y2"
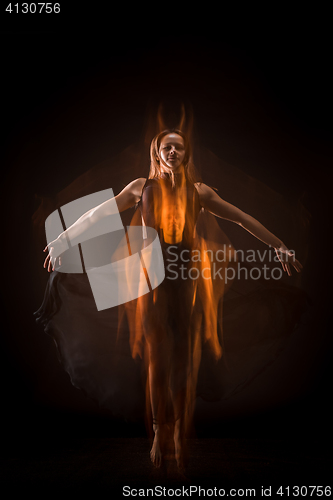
[{"x1": 1, "y1": 6, "x2": 332, "y2": 489}]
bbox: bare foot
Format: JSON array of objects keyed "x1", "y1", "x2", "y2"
[{"x1": 150, "y1": 427, "x2": 163, "y2": 468}]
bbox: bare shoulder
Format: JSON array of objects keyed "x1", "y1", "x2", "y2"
[
  {"x1": 128, "y1": 177, "x2": 147, "y2": 188},
  {"x1": 194, "y1": 182, "x2": 215, "y2": 198},
  {"x1": 133, "y1": 177, "x2": 147, "y2": 185},
  {"x1": 194, "y1": 181, "x2": 205, "y2": 193},
  {"x1": 114, "y1": 178, "x2": 147, "y2": 212},
  {"x1": 123, "y1": 177, "x2": 147, "y2": 196}
]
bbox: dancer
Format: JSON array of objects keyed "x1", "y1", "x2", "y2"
[{"x1": 42, "y1": 128, "x2": 302, "y2": 471}]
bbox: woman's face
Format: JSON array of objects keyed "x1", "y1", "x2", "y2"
[{"x1": 159, "y1": 133, "x2": 186, "y2": 171}]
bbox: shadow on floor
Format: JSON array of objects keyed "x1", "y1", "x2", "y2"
[{"x1": 1, "y1": 437, "x2": 330, "y2": 493}]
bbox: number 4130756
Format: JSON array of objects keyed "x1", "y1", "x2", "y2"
[
  {"x1": 5, "y1": 3, "x2": 60, "y2": 13},
  {"x1": 276, "y1": 486, "x2": 331, "y2": 497}
]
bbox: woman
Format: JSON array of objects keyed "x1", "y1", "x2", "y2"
[{"x1": 42, "y1": 128, "x2": 302, "y2": 471}]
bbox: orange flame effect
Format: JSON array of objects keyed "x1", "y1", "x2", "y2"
[{"x1": 119, "y1": 142, "x2": 236, "y2": 462}]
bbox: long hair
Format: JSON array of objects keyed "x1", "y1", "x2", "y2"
[{"x1": 148, "y1": 128, "x2": 201, "y2": 187}]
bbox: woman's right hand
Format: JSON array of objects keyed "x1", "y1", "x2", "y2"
[{"x1": 43, "y1": 236, "x2": 67, "y2": 272}]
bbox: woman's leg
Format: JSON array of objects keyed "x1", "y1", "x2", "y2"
[
  {"x1": 147, "y1": 335, "x2": 172, "y2": 467},
  {"x1": 169, "y1": 310, "x2": 202, "y2": 471},
  {"x1": 139, "y1": 288, "x2": 170, "y2": 467}
]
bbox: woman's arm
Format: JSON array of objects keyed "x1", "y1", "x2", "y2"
[
  {"x1": 43, "y1": 177, "x2": 146, "y2": 272},
  {"x1": 195, "y1": 183, "x2": 302, "y2": 275},
  {"x1": 91, "y1": 177, "x2": 147, "y2": 218}
]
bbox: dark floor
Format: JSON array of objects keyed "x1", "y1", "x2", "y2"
[{"x1": 1, "y1": 437, "x2": 330, "y2": 494}]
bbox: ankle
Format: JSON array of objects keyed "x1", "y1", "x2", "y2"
[
  {"x1": 153, "y1": 422, "x2": 160, "y2": 434},
  {"x1": 174, "y1": 419, "x2": 183, "y2": 435}
]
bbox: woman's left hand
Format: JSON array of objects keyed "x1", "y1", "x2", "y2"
[{"x1": 275, "y1": 245, "x2": 303, "y2": 276}]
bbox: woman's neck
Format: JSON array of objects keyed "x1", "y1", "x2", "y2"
[{"x1": 159, "y1": 165, "x2": 185, "y2": 176}]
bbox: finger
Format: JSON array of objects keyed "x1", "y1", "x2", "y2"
[
  {"x1": 291, "y1": 258, "x2": 301, "y2": 270},
  {"x1": 292, "y1": 261, "x2": 299, "y2": 271},
  {"x1": 286, "y1": 263, "x2": 291, "y2": 276},
  {"x1": 48, "y1": 257, "x2": 53, "y2": 273},
  {"x1": 277, "y1": 253, "x2": 284, "y2": 267},
  {"x1": 275, "y1": 249, "x2": 282, "y2": 262},
  {"x1": 280, "y1": 260, "x2": 286, "y2": 272},
  {"x1": 44, "y1": 248, "x2": 54, "y2": 268}
]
